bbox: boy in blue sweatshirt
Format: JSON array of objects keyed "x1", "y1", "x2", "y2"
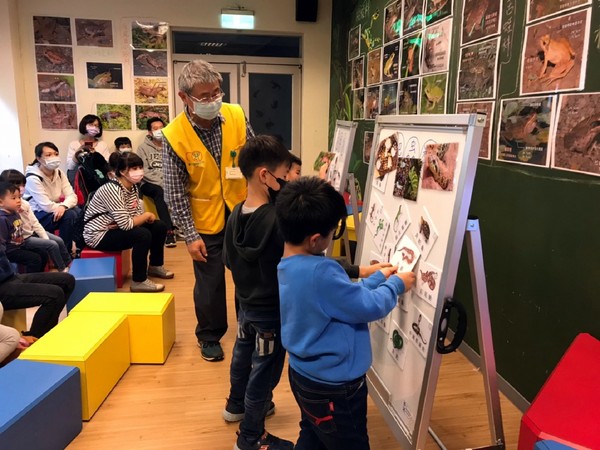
[
  {"x1": 222, "y1": 135, "x2": 294, "y2": 450},
  {"x1": 275, "y1": 177, "x2": 415, "y2": 450}
]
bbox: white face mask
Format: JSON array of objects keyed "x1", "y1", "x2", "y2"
[
  {"x1": 152, "y1": 130, "x2": 163, "y2": 140},
  {"x1": 193, "y1": 98, "x2": 222, "y2": 120},
  {"x1": 43, "y1": 156, "x2": 61, "y2": 171},
  {"x1": 119, "y1": 147, "x2": 131, "y2": 154},
  {"x1": 127, "y1": 169, "x2": 144, "y2": 184},
  {"x1": 86, "y1": 126, "x2": 100, "y2": 137}
]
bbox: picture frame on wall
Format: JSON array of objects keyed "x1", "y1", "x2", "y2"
[{"x1": 348, "y1": 25, "x2": 361, "y2": 60}]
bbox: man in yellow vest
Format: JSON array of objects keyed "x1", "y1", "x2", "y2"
[{"x1": 162, "y1": 59, "x2": 253, "y2": 361}]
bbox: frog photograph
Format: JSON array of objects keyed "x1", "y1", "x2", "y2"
[
  {"x1": 86, "y1": 62, "x2": 123, "y2": 89},
  {"x1": 420, "y1": 73, "x2": 448, "y2": 114},
  {"x1": 97, "y1": 104, "x2": 132, "y2": 131},
  {"x1": 457, "y1": 37, "x2": 500, "y2": 101},
  {"x1": 520, "y1": 8, "x2": 591, "y2": 95},
  {"x1": 461, "y1": 0, "x2": 502, "y2": 45},
  {"x1": 37, "y1": 74, "x2": 76, "y2": 102}
]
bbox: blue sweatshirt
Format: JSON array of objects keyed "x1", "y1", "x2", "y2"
[
  {"x1": 0, "y1": 238, "x2": 16, "y2": 283},
  {"x1": 278, "y1": 255, "x2": 406, "y2": 384}
]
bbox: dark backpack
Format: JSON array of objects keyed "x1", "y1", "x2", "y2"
[{"x1": 73, "y1": 151, "x2": 110, "y2": 207}]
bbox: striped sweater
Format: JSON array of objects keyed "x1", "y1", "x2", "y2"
[{"x1": 83, "y1": 180, "x2": 143, "y2": 248}]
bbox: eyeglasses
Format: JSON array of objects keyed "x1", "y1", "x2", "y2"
[{"x1": 188, "y1": 90, "x2": 225, "y2": 105}]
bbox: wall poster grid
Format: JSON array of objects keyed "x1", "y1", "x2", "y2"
[{"x1": 346, "y1": 0, "x2": 598, "y2": 179}]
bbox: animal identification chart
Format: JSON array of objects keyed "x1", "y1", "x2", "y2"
[
  {"x1": 357, "y1": 114, "x2": 483, "y2": 449},
  {"x1": 325, "y1": 120, "x2": 358, "y2": 193}
]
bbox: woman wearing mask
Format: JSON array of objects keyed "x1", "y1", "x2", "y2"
[
  {"x1": 83, "y1": 152, "x2": 174, "y2": 292},
  {"x1": 24, "y1": 142, "x2": 82, "y2": 257},
  {"x1": 67, "y1": 115, "x2": 110, "y2": 186}
]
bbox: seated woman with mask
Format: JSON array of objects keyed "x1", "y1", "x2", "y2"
[
  {"x1": 24, "y1": 142, "x2": 82, "y2": 257},
  {"x1": 66, "y1": 115, "x2": 110, "y2": 186},
  {"x1": 83, "y1": 152, "x2": 174, "y2": 292}
]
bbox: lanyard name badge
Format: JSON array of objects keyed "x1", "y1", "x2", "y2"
[{"x1": 225, "y1": 149, "x2": 244, "y2": 180}]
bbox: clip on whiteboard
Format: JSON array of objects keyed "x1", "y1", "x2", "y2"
[{"x1": 436, "y1": 297, "x2": 467, "y2": 354}]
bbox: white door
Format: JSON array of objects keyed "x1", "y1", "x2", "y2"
[{"x1": 172, "y1": 58, "x2": 301, "y2": 154}]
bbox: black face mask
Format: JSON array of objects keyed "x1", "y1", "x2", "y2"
[{"x1": 267, "y1": 172, "x2": 287, "y2": 203}]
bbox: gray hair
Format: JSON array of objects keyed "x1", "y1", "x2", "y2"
[{"x1": 178, "y1": 59, "x2": 223, "y2": 94}]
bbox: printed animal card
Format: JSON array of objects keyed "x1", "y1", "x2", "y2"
[
  {"x1": 520, "y1": 9, "x2": 590, "y2": 95},
  {"x1": 408, "y1": 305, "x2": 433, "y2": 359},
  {"x1": 313, "y1": 151, "x2": 335, "y2": 171},
  {"x1": 455, "y1": 101, "x2": 495, "y2": 160},
  {"x1": 391, "y1": 235, "x2": 421, "y2": 272},
  {"x1": 369, "y1": 251, "x2": 384, "y2": 265},
  {"x1": 527, "y1": 0, "x2": 590, "y2": 24},
  {"x1": 372, "y1": 209, "x2": 391, "y2": 253},
  {"x1": 382, "y1": 41, "x2": 400, "y2": 82},
  {"x1": 462, "y1": 0, "x2": 502, "y2": 46},
  {"x1": 413, "y1": 207, "x2": 438, "y2": 259},
  {"x1": 325, "y1": 153, "x2": 343, "y2": 191},
  {"x1": 365, "y1": 86, "x2": 381, "y2": 120},
  {"x1": 133, "y1": 50, "x2": 168, "y2": 77},
  {"x1": 75, "y1": 18, "x2": 113, "y2": 47},
  {"x1": 353, "y1": 88, "x2": 365, "y2": 120},
  {"x1": 384, "y1": 1, "x2": 402, "y2": 44},
  {"x1": 497, "y1": 96, "x2": 556, "y2": 167},
  {"x1": 398, "y1": 290, "x2": 411, "y2": 312},
  {"x1": 422, "y1": 19, "x2": 452, "y2": 75},
  {"x1": 367, "y1": 47, "x2": 382, "y2": 86},
  {"x1": 389, "y1": 202, "x2": 412, "y2": 246},
  {"x1": 416, "y1": 261, "x2": 442, "y2": 307},
  {"x1": 37, "y1": 74, "x2": 76, "y2": 102},
  {"x1": 393, "y1": 158, "x2": 422, "y2": 201},
  {"x1": 387, "y1": 322, "x2": 408, "y2": 369},
  {"x1": 34, "y1": 16, "x2": 72, "y2": 45},
  {"x1": 421, "y1": 142, "x2": 458, "y2": 191},
  {"x1": 352, "y1": 56, "x2": 364, "y2": 90},
  {"x1": 382, "y1": 242, "x2": 395, "y2": 264},
  {"x1": 372, "y1": 172, "x2": 388, "y2": 193},
  {"x1": 375, "y1": 312, "x2": 392, "y2": 333},
  {"x1": 35, "y1": 45, "x2": 74, "y2": 74},
  {"x1": 425, "y1": 0, "x2": 453, "y2": 25},
  {"x1": 420, "y1": 73, "x2": 448, "y2": 114},
  {"x1": 365, "y1": 195, "x2": 385, "y2": 235},
  {"x1": 403, "y1": 0, "x2": 425, "y2": 36},
  {"x1": 552, "y1": 92, "x2": 600, "y2": 177},
  {"x1": 363, "y1": 131, "x2": 374, "y2": 164},
  {"x1": 380, "y1": 82, "x2": 399, "y2": 116},
  {"x1": 401, "y1": 32, "x2": 422, "y2": 78},
  {"x1": 374, "y1": 132, "x2": 400, "y2": 179},
  {"x1": 348, "y1": 25, "x2": 361, "y2": 60},
  {"x1": 457, "y1": 37, "x2": 499, "y2": 101}
]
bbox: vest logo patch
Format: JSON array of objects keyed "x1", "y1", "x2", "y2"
[{"x1": 186, "y1": 151, "x2": 205, "y2": 167}]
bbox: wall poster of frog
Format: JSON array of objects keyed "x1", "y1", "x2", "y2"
[
  {"x1": 75, "y1": 19, "x2": 113, "y2": 47},
  {"x1": 422, "y1": 18, "x2": 452, "y2": 75},
  {"x1": 551, "y1": 92, "x2": 600, "y2": 177},
  {"x1": 497, "y1": 96, "x2": 557, "y2": 167},
  {"x1": 527, "y1": 0, "x2": 591, "y2": 23},
  {"x1": 425, "y1": 0, "x2": 453, "y2": 26},
  {"x1": 420, "y1": 73, "x2": 448, "y2": 114},
  {"x1": 135, "y1": 105, "x2": 170, "y2": 130},
  {"x1": 398, "y1": 78, "x2": 420, "y2": 115},
  {"x1": 520, "y1": 8, "x2": 591, "y2": 95},
  {"x1": 97, "y1": 104, "x2": 132, "y2": 131},
  {"x1": 461, "y1": 0, "x2": 502, "y2": 46},
  {"x1": 457, "y1": 36, "x2": 499, "y2": 101},
  {"x1": 86, "y1": 62, "x2": 123, "y2": 89},
  {"x1": 131, "y1": 21, "x2": 168, "y2": 50},
  {"x1": 455, "y1": 101, "x2": 495, "y2": 160}
]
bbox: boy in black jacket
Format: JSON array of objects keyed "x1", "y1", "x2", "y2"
[{"x1": 222, "y1": 135, "x2": 293, "y2": 450}]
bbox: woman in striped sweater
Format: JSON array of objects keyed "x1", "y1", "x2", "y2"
[{"x1": 83, "y1": 152, "x2": 174, "y2": 292}]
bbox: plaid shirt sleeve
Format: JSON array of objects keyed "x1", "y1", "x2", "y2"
[{"x1": 162, "y1": 137, "x2": 202, "y2": 244}]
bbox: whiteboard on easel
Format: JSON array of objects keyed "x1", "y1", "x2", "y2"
[
  {"x1": 325, "y1": 120, "x2": 357, "y2": 193},
  {"x1": 356, "y1": 114, "x2": 484, "y2": 449}
]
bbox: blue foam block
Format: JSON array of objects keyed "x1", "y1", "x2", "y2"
[
  {"x1": 534, "y1": 440, "x2": 576, "y2": 450},
  {"x1": 67, "y1": 257, "x2": 117, "y2": 312},
  {"x1": 0, "y1": 359, "x2": 82, "y2": 450}
]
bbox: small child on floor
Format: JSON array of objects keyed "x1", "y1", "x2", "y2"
[{"x1": 0, "y1": 171, "x2": 72, "y2": 272}]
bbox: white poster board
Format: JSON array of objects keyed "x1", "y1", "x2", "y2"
[
  {"x1": 326, "y1": 120, "x2": 357, "y2": 193},
  {"x1": 356, "y1": 114, "x2": 484, "y2": 449}
]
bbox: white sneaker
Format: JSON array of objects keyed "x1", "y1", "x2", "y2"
[
  {"x1": 148, "y1": 265, "x2": 174, "y2": 279},
  {"x1": 130, "y1": 279, "x2": 165, "y2": 292}
]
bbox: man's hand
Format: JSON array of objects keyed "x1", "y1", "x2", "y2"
[
  {"x1": 53, "y1": 205, "x2": 67, "y2": 221},
  {"x1": 187, "y1": 238, "x2": 208, "y2": 262}
]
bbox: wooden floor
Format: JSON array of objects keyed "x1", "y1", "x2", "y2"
[{"x1": 67, "y1": 245, "x2": 523, "y2": 450}]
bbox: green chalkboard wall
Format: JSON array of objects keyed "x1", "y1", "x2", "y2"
[{"x1": 329, "y1": 0, "x2": 600, "y2": 401}]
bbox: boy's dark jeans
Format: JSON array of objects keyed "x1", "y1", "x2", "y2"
[
  {"x1": 228, "y1": 308, "x2": 286, "y2": 442},
  {"x1": 289, "y1": 366, "x2": 370, "y2": 450}
]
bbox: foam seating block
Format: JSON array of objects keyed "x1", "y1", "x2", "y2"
[
  {"x1": 518, "y1": 333, "x2": 600, "y2": 450},
  {"x1": 71, "y1": 292, "x2": 175, "y2": 364},
  {"x1": 143, "y1": 196, "x2": 158, "y2": 216},
  {"x1": 19, "y1": 312, "x2": 130, "y2": 420},
  {"x1": 67, "y1": 257, "x2": 116, "y2": 312},
  {"x1": 0, "y1": 308, "x2": 27, "y2": 332},
  {"x1": 80, "y1": 248, "x2": 131, "y2": 288},
  {"x1": 0, "y1": 359, "x2": 82, "y2": 450},
  {"x1": 534, "y1": 441, "x2": 576, "y2": 450}
]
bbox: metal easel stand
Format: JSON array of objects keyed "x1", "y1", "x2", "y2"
[
  {"x1": 429, "y1": 217, "x2": 505, "y2": 450},
  {"x1": 326, "y1": 173, "x2": 361, "y2": 264}
]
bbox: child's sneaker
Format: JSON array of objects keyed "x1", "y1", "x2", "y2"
[
  {"x1": 234, "y1": 431, "x2": 294, "y2": 450},
  {"x1": 148, "y1": 265, "x2": 174, "y2": 279},
  {"x1": 223, "y1": 399, "x2": 276, "y2": 422},
  {"x1": 130, "y1": 279, "x2": 165, "y2": 292},
  {"x1": 165, "y1": 231, "x2": 177, "y2": 248}
]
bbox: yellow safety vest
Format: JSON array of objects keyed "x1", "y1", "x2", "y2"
[{"x1": 163, "y1": 103, "x2": 248, "y2": 234}]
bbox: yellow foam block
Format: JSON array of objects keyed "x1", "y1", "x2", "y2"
[
  {"x1": 19, "y1": 312, "x2": 130, "y2": 420},
  {"x1": 1, "y1": 308, "x2": 27, "y2": 332},
  {"x1": 70, "y1": 292, "x2": 175, "y2": 364}
]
